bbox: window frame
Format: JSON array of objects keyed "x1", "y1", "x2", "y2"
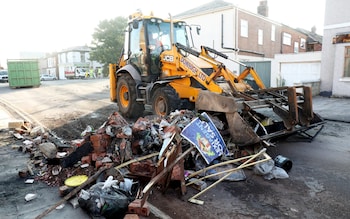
[
  {"x1": 344, "y1": 46, "x2": 350, "y2": 78},
  {"x1": 258, "y1": 29, "x2": 263, "y2": 45},
  {"x1": 283, "y1": 32, "x2": 292, "y2": 46},
  {"x1": 294, "y1": 41, "x2": 299, "y2": 53},
  {"x1": 271, "y1": 25, "x2": 275, "y2": 41},
  {"x1": 240, "y1": 19, "x2": 248, "y2": 38},
  {"x1": 300, "y1": 38, "x2": 306, "y2": 49}
]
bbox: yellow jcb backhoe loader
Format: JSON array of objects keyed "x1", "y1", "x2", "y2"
[{"x1": 109, "y1": 12, "x2": 323, "y2": 147}]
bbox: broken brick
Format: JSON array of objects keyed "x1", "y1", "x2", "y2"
[
  {"x1": 90, "y1": 134, "x2": 111, "y2": 153},
  {"x1": 91, "y1": 152, "x2": 106, "y2": 161},
  {"x1": 18, "y1": 169, "x2": 29, "y2": 178},
  {"x1": 171, "y1": 163, "x2": 183, "y2": 181},
  {"x1": 59, "y1": 185, "x2": 73, "y2": 197},
  {"x1": 123, "y1": 214, "x2": 140, "y2": 219},
  {"x1": 163, "y1": 125, "x2": 180, "y2": 134},
  {"x1": 95, "y1": 160, "x2": 103, "y2": 169},
  {"x1": 107, "y1": 112, "x2": 129, "y2": 126},
  {"x1": 127, "y1": 199, "x2": 150, "y2": 217},
  {"x1": 129, "y1": 160, "x2": 156, "y2": 177},
  {"x1": 81, "y1": 155, "x2": 91, "y2": 165},
  {"x1": 71, "y1": 139, "x2": 85, "y2": 147},
  {"x1": 132, "y1": 117, "x2": 149, "y2": 132}
]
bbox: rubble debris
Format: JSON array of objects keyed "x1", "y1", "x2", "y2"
[
  {"x1": 69, "y1": 197, "x2": 79, "y2": 209},
  {"x1": 60, "y1": 142, "x2": 93, "y2": 168},
  {"x1": 18, "y1": 169, "x2": 29, "y2": 178},
  {"x1": 188, "y1": 178, "x2": 207, "y2": 191},
  {"x1": 30, "y1": 126, "x2": 45, "y2": 137},
  {"x1": 64, "y1": 175, "x2": 88, "y2": 187},
  {"x1": 25, "y1": 193, "x2": 37, "y2": 202},
  {"x1": 25, "y1": 179, "x2": 35, "y2": 184},
  {"x1": 80, "y1": 125, "x2": 93, "y2": 137},
  {"x1": 55, "y1": 204, "x2": 65, "y2": 210},
  {"x1": 35, "y1": 167, "x2": 107, "y2": 219},
  {"x1": 38, "y1": 142, "x2": 57, "y2": 159},
  {"x1": 7, "y1": 110, "x2": 299, "y2": 218},
  {"x1": 274, "y1": 155, "x2": 293, "y2": 172},
  {"x1": 51, "y1": 166, "x2": 62, "y2": 176},
  {"x1": 263, "y1": 166, "x2": 289, "y2": 180},
  {"x1": 8, "y1": 120, "x2": 24, "y2": 129},
  {"x1": 187, "y1": 148, "x2": 271, "y2": 205},
  {"x1": 254, "y1": 159, "x2": 275, "y2": 175}
]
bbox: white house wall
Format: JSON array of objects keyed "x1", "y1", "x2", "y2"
[
  {"x1": 320, "y1": 0, "x2": 350, "y2": 97},
  {"x1": 332, "y1": 43, "x2": 350, "y2": 96},
  {"x1": 321, "y1": 26, "x2": 350, "y2": 97},
  {"x1": 184, "y1": 9, "x2": 235, "y2": 50},
  {"x1": 181, "y1": 9, "x2": 240, "y2": 72}
]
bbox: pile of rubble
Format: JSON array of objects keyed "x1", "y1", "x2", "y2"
[{"x1": 9, "y1": 110, "x2": 290, "y2": 218}]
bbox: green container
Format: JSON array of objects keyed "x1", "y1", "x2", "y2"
[{"x1": 7, "y1": 59, "x2": 40, "y2": 88}]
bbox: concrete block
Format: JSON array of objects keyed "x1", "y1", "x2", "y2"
[
  {"x1": 8, "y1": 120, "x2": 24, "y2": 129},
  {"x1": 38, "y1": 142, "x2": 57, "y2": 159}
]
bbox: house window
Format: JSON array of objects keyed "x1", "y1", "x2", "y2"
[
  {"x1": 334, "y1": 33, "x2": 350, "y2": 44},
  {"x1": 283, "y1": 33, "x2": 291, "y2": 45},
  {"x1": 300, "y1": 38, "x2": 306, "y2": 49},
  {"x1": 294, "y1": 42, "x2": 299, "y2": 53},
  {"x1": 258, "y1": 29, "x2": 263, "y2": 45},
  {"x1": 344, "y1": 46, "x2": 350, "y2": 77},
  {"x1": 271, "y1": 25, "x2": 275, "y2": 41},
  {"x1": 240, "y1": 20, "x2": 248, "y2": 37}
]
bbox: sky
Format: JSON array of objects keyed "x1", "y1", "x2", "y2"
[{"x1": 0, "y1": 0, "x2": 325, "y2": 68}]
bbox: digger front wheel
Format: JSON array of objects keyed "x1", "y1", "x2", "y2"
[
  {"x1": 116, "y1": 75, "x2": 144, "y2": 118},
  {"x1": 152, "y1": 86, "x2": 181, "y2": 117}
]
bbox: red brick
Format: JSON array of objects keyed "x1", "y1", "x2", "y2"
[
  {"x1": 128, "y1": 199, "x2": 150, "y2": 217},
  {"x1": 129, "y1": 160, "x2": 155, "y2": 176},
  {"x1": 71, "y1": 139, "x2": 85, "y2": 147},
  {"x1": 90, "y1": 134, "x2": 111, "y2": 153},
  {"x1": 124, "y1": 214, "x2": 140, "y2": 219},
  {"x1": 95, "y1": 160, "x2": 103, "y2": 169},
  {"x1": 171, "y1": 163, "x2": 183, "y2": 181},
  {"x1": 91, "y1": 152, "x2": 106, "y2": 161},
  {"x1": 81, "y1": 155, "x2": 91, "y2": 165}
]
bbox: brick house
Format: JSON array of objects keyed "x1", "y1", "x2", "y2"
[{"x1": 175, "y1": 0, "x2": 317, "y2": 87}]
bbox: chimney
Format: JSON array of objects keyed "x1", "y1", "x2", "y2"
[
  {"x1": 257, "y1": 0, "x2": 269, "y2": 17},
  {"x1": 311, "y1": 26, "x2": 316, "y2": 34}
]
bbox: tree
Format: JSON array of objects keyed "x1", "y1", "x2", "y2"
[{"x1": 89, "y1": 17, "x2": 127, "y2": 76}]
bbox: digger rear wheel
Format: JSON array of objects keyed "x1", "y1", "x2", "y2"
[
  {"x1": 152, "y1": 86, "x2": 180, "y2": 117},
  {"x1": 116, "y1": 74, "x2": 144, "y2": 118}
]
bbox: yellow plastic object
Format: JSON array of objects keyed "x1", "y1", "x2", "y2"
[{"x1": 64, "y1": 175, "x2": 88, "y2": 187}]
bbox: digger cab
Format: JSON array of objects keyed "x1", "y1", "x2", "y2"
[{"x1": 122, "y1": 14, "x2": 189, "y2": 82}]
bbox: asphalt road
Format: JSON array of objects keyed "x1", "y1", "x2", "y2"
[{"x1": 0, "y1": 79, "x2": 350, "y2": 219}]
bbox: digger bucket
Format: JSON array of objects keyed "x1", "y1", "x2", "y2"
[{"x1": 195, "y1": 86, "x2": 324, "y2": 147}]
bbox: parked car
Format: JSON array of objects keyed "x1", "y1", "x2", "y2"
[
  {"x1": 40, "y1": 74, "x2": 57, "y2": 81},
  {"x1": 0, "y1": 70, "x2": 8, "y2": 82}
]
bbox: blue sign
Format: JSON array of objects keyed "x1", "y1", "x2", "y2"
[{"x1": 181, "y1": 112, "x2": 228, "y2": 164}]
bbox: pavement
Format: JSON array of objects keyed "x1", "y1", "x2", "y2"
[
  {"x1": 312, "y1": 96, "x2": 350, "y2": 123},
  {"x1": 0, "y1": 104, "x2": 13, "y2": 130}
]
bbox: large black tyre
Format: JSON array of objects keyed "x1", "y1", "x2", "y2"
[
  {"x1": 116, "y1": 74, "x2": 144, "y2": 118},
  {"x1": 152, "y1": 86, "x2": 181, "y2": 117}
]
